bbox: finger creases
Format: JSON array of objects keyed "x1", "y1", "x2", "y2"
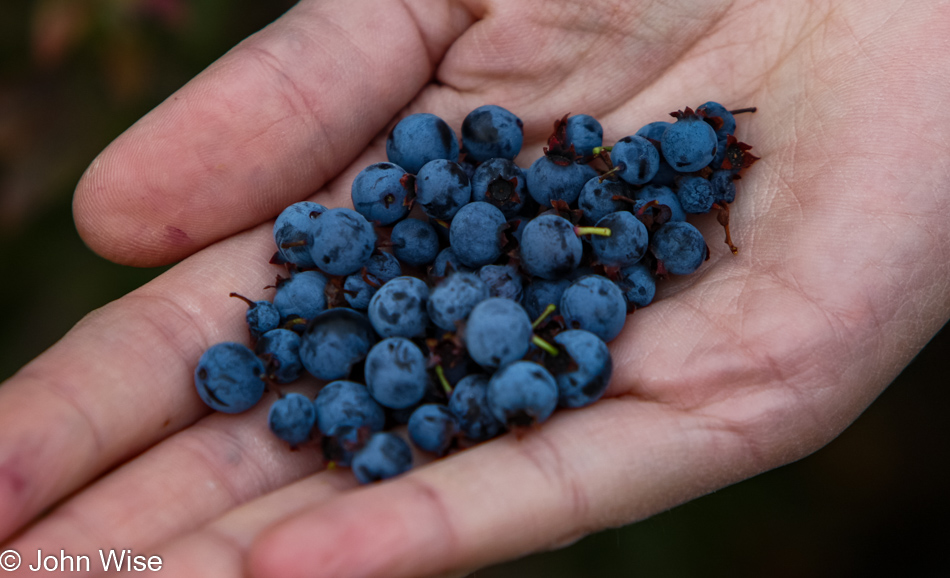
[{"x1": 73, "y1": 0, "x2": 471, "y2": 267}]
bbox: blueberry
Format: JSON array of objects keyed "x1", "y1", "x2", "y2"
[
  {"x1": 342, "y1": 252, "x2": 402, "y2": 311},
  {"x1": 661, "y1": 113, "x2": 718, "y2": 172},
  {"x1": 314, "y1": 380, "x2": 385, "y2": 435},
  {"x1": 477, "y1": 263, "x2": 523, "y2": 301},
  {"x1": 273, "y1": 201, "x2": 328, "y2": 268},
  {"x1": 578, "y1": 176, "x2": 630, "y2": 225},
  {"x1": 427, "y1": 272, "x2": 490, "y2": 332},
  {"x1": 351, "y1": 432, "x2": 413, "y2": 484},
  {"x1": 464, "y1": 297, "x2": 532, "y2": 369},
  {"x1": 519, "y1": 214, "x2": 583, "y2": 280},
  {"x1": 367, "y1": 276, "x2": 430, "y2": 338},
  {"x1": 635, "y1": 185, "x2": 686, "y2": 222},
  {"x1": 351, "y1": 162, "x2": 412, "y2": 226},
  {"x1": 407, "y1": 404, "x2": 459, "y2": 455},
  {"x1": 365, "y1": 337, "x2": 428, "y2": 409},
  {"x1": 552, "y1": 330, "x2": 612, "y2": 408},
  {"x1": 610, "y1": 135, "x2": 660, "y2": 185},
  {"x1": 415, "y1": 159, "x2": 471, "y2": 221},
  {"x1": 449, "y1": 202, "x2": 506, "y2": 268},
  {"x1": 470, "y1": 158, "x2": 527, "y2": 218},
  {"x1": 255, "y1": 328, "x2": 303, "y2": 384},
  {"x1": 461, "y1": 105, "x2": 523, "y2": 163},
  {"x1": 590, "y1": 211, "x2": 649, "y2": 268},
  {"x1": 391, "y1": 218, "x2": 440, "y2": 267},
  {"x1": 448, "y1": 374, "x2": 504, "y2": 441},
  {"x1": 617, "y1": 263, "x2": 656, "y2": 308},
  {"x1": 194, "y1": 342, "x2": 266, "y2": 413},
  {"x1": 273, "y1": 270, "x2": 328, "y2": 322},
  {"x1": 710, "y1": 170, "x2": 737, "y2": 203},
  {"x1": 560, "y1": 275, "x2": 626, "y2": 342},
  {"x1": 387, "y1": 113, "x2": 459, "y2": 174},
  {"x1": 430, "y1": 247, "x2": 472, "y2": 280},
  {"x1": 299, "y1": 308, "x2": 376, "y2": 381},
  {"x1": 565, "y1": 114, "x2": 603, "y2": 157},
  {"x1": 310, "y1": 207, "x2": 377, "y2": 276},
  {"x1": 521, "y1": 278, "x2": 571, "y2": 321},
  {"x1": 487, "y1": 361, "x2": 558, "y2": 427},
  {"x1": 525, "y1": 156, "x2": 597, "y2": 207},
  {"x1": 650, "y1": 221, "x2": 707, "y2": 275},
  {"x1": 677, "y1": 175, "x2": 715, "y2": 214},
  {"x1": 268, "y1": 392, "x2": 317, "y2": 447}
]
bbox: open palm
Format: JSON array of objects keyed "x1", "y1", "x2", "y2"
[{"x1": 2, "y1": 0, "x2": 948, "y2": 576}]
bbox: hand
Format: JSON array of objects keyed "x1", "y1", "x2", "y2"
[{"x1": 2, "y1": 0, "x2": 949, "y2": 576}]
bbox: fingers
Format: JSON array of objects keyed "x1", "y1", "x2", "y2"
[
  {"x1": 0, "y1": 224, "x2": 277, "y2": 542},
  {"x1": 73, "y1": 0, "x2": 475, "y2": 267},
  {"x1": 245, "y1": 398, "x2": 780, "y2": 578},
  {"x1": 6, "y1": 388, "x2": 324, "y2": 563}
]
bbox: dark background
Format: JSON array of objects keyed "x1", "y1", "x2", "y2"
[{"x1": 1, "y1": 2, "x2": 947, "y2": 576}]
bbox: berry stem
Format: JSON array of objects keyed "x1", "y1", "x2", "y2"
[
  {"x1": 531, "y1": 303, "x2": 557, "y2": 329},
  {"x1": 279, "y1": 239, "x2": 308, "y2": 249},
  {"x1": 729, "y1": 107, "x2": 757, "y2": 115},
  {"x1": 434, "y1": 365, "x2": 453, "y2": 395},
  {"x1": 591, "y1": 146, "x2": 613, "y2": 155},
  {"x1": 574, "y1": 226, "x2": 611, "y2": 237},
  {"x1": 229, "y1": 292, "x2": 256, "y2": 308},
  {"x1": 532, "y1": 335, "x2": 559, "y2": 356},
  {"x1": 597, "y1": 164, "x2": 621, "y2": 183}
]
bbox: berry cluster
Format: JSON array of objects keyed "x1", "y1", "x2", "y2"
[{"x1": 194, "y1": 102, "x2": 758, "y2": 484}]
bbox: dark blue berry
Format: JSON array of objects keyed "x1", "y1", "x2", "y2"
[
  {"x1": 314, "y1": 380, "x2": 385, "y2": 435},
  {"x1": 610, "y1": 135, "x2": 660, "y2": 185},
  {"x1": 430, "y1": 247, "x2": 472, "y2": 279},
  {"x1": 710, "y1": 170, "x2": 736, "y2": 203},
  {"x1": 408, "y1": 404, "x2": 459, "y2": 455},
  {"x1": 391, "y1": 218, "x2": 440, "y2": 266},
  {"x1": 351, "y1": 162, "x2": 412, "y2": 226},
  {"x1": 448, "y1": 374, "x2": 503, "y2": 441},
  {"x1": 650, "y1": 221, "x2": 707, "y2": 275},
  {"x1": 565, "y1": 114, "x2": 603, "y2": 157},
  {"x1": 521, "y1": 278, "x2": 571, "y2": 321},
  {"x1": 268, "y1": 392, "x2": 317, "y2": 447},
  {"x1": 519, "y1": 214, "x2": 583, "y2": 280},
  {"x1": 697, "y1": 101, "x2": 736, "y2": 139},
  {"x1": 256, "y1": 328, "x2": 303, "y2": 384},
  {"x1": 618, "y1": 263, "x2": 656, "y2": 307},
  {"x1": 464, "y1": 297, "x2": 532, "y2": 369},
  {"x1": 487, "y1": 361, "x2": 558, "y2": 427},
  {"x1": 471, "y1": 158, "x2": 526, "y2": 218},
  {"x1": 194, "y1": 342, "x2": 266, "y2": 413},
  {"x1": 461, "y1": 105, "x2": 523, "y2": 163},
  {"x1": 677, "y1": 176, "x2": 715, "y2": 214},
  {"x1": 552, "y1": 330, "x2": 612, "y2": 409},
  {"x1": 427, "y1": 272, "x2": 490, "y2": 332},
  {"x1": 634, "y1": 185, "x2": 686, "y2": 222},
  {"x1": 449, "y1": 202, "x2": 506, "y2": 268},
  {"x1": 273, "y1": 270, "x2": 328, "y2": 322},
  {"x1": 342, "y1": 252, "x2": 402, "y2": 310},
  {"x1": 299, "y1": 308, "x2": 376, "y2": 381},
  {"x1": 367, "y1": 276, "x2": 430, "y2": 338},
  {"x1": 661, "y1": 114, "x2": 718, "y2": 172},
  {"x1": 415, "y1": 159, "x2": 471, "y2": 220},
  {"x1": 526, "y1": 156, "x2": 597, "y2": 207},
  {"x1": 273, "y1": 201, "x2": 328, "y2": 268},
  {"x1": 365, "y1": 337, "x2": 428, "y2": 409},
  {"x1": 477, "y1": 264, "x2": 523, "y2": 301},
  {"x1": 352, "y1": 432, "x2": 413, "y2": 484},
  {"x1": 386, "y1": 113, "x2": 459, "y2": 174},
  {"x1": 560, "y1": 275, "x2": 626, "y2": 342},
  {"x1": 578, "y1": 177, "x2": 630, "y2": 224},
  {"x1": 590, "y1": 211, "x2": 649, "y2": 268},
  {"x1": 310, "y1": 208, "x2": 377, "y2": 276}
]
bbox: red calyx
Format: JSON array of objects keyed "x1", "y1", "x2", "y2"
[
  {"x1": 721, "y1": 135, "x2": 760, "y2": 174},
  {"x1": 542, "y1": 114, "x2": 578, "y2": 165}
]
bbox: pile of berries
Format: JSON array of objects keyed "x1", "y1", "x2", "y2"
[{"x1": 194, "y1": 103, "x2": 758, "y2": 484}]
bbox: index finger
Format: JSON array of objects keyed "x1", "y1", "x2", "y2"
[{"x1": 73, "y1": 0, "x2": 475, "y2": 267}]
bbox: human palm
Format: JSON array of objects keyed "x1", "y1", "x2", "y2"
[{"x1": 2, "y1": 0, "x2": 948, "y2": 576}]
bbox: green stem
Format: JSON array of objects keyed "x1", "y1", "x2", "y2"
[
  {"x1": 532, "y1": 335, "x2": 559, "y2": 356},
  {"x1": 591, "y1": 146, "x2": 613, "y2": 155},
  {"x1": 435, "y1": 365, "x2": 453, "y2": 395},
  {"x1": 574, "y1": 226, "x2": 611, "y2": 237},
  {"x1": 531, "y1": 304, "x2": 557, "y2": 329}
]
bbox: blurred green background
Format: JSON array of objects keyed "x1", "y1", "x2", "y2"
[{"x1": 1, "y1": 1, "x2": 947, "y2": 576}]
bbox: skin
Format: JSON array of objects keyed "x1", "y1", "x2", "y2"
[{"x1": 1, "y1": 0, "x2": 949, "y2": 577}]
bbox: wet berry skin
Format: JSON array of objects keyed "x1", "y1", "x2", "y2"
[
  {"x1": 487, "y1": 361, "x2": 559, "y2": 427},
  {"x1": 386, "y1": 113, "x2": 459, "y2": 174},
  {"x1": 461, "y1": 105, "x2": 523, "y2": 163},
  {"x1": 552, "y1": 330, "x2": 613, "y2": 408},
  {"x1": 364, "y1": 337, "x2": 429, "y2": 409},
  {"x1": 560, "y1": 275, "x2": 626, "y2": 342},
  {"x1": 194, "y1": 342, "x2": 266, "y2": 414},
  {"x1": 351, "y1": 162, "x2": 411, "y2": 226},
  {"x1": 352, "y1": 432, "x2": 413, "y2": 484},
  {"x1": 268, "y1": 392, "x2": 317, "y2": 447}
]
